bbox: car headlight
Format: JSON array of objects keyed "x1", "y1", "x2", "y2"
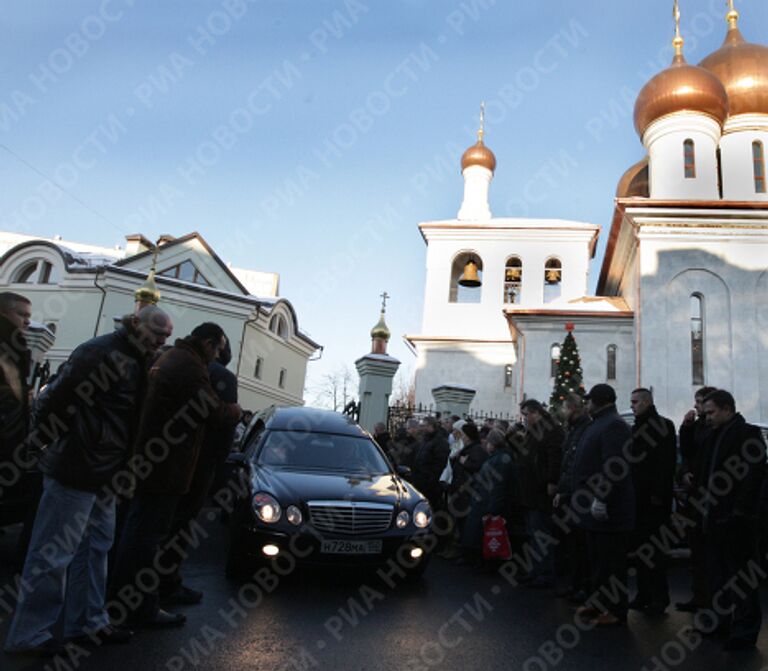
[
  {"x1": 286, "y1": 505, "x2": 303, "y2": 526},
  {"x1": 396, "y1": 510, "x2": 410, "y2": 529},
  {"x1": 413, "y1": 501, "x2": 432, "y2": 529},
  {"x1": 252, "y1": 493, "x2": 281, "y2": 523}
]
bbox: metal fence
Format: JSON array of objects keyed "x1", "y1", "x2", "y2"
[{"x1": 386, "y1": 402, "x2": 520, "y2": 436}]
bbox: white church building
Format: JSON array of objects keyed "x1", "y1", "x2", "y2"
[{"x1": 408, "y1": 5, "x2": 768, "y2": 425}]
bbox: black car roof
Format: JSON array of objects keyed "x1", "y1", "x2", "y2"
[{"x1": 264, "y1": 406, "x2": 368, "y2": 437}]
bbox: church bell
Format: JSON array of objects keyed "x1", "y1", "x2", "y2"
[{"x1": 458, "y1": 259, "x2": 481, "y2": 287}]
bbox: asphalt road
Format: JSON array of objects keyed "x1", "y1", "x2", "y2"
[{"x1": 1, "y1": 513, "x2": 767, "y2": 671}]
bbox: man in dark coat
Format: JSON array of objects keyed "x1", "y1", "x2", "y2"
[
  {"x1": 676, "y1": 385, "x2": 716, "y2": 612},
  {"x1": 4, "y1": 307, "x2": 172, "y2": 656},
  {"x1": 158, "y1": 338, "x2": 239, "y2": 605},
  {"x1": 412, "y1": 416, "x2": 449, "y2": 509},
  {"x1": 573, "y1": 384, "x2": 635, "y2": 627},
  {"x1": 112, "y1": 322, "x2": 241, "y2": 629},
  {"x1": 698, "y1": 390, "x2": 766, "y2": 650},
  {"x1": 372, "y1": 422, "x2": 392, "y2": 460},
  {"x1": 0, "y1": 293, "x2": 38, "y2": 569},
  {"x1": 628, "y1": 388, "x2": 676, "y2": 615},
  {"x1": 0, "y1": 292, "x2": 32, "y2": 465},
  {"x1": 390, "y1": 419, "x2": 419, "y2": 469},
  {"x1": 517, "y1": 399, "x2": 564, "y2": 588},
  {"x1": 553, "y1": 393, "x2": 591, "y2": 600}
]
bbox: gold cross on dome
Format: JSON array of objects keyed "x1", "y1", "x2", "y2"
[
  {"x1": 380, "y1": 291, "x2": 390, "y2": 312},
  {"x1": 673, "y1": 0, "x2": 681, "y2": 39},
  {"x1": 478, "y1": 102, "x2": 486, "y2": 143}
]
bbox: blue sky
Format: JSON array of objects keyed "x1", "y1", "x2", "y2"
[{"x1": 2, "y1": 0, "x2": 766, "y2": 405}]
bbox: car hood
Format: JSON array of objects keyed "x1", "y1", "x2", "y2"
[{"x1": 253, "y1": 467, "x2": 419, "y2": 507}]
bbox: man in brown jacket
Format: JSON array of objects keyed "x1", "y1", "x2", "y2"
[{"x1": 112, "y1": 322, "x2": 241, "y2": 628}]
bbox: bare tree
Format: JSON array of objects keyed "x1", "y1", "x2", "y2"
[
  {"x1": 309, "y1": 364, "x2": 356, "y2": 411},
  {"x1": 391, "y1": 366, "x2": 415, "y2": 406}
]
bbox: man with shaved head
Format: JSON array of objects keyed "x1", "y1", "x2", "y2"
[{"x1": 4, "y1": 306, "x2": 172, "y2": 656}]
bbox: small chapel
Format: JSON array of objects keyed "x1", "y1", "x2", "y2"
[{"x1": 407, "y1": 2, "x2": 768, "y2": 424}]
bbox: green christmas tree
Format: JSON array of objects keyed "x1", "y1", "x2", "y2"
[{"x1": 549, "y1": 323, "x2": 585, "y2": 418}]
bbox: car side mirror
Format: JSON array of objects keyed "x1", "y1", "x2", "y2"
[
  {"x1": 227, "y1": 452, "x2": 248, "y2": 467},
  {"x1": 396, "y1": 465, "x2": 412, "y2": 479}
]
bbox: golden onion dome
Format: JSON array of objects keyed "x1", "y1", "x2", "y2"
[
  {"x1": 616, "y1": 157, "x2": 649, "y2": 198},
  {"x1": 370, "y1": 311, "x2": 390, "y2": 341},
  {"x1": 634, "y1": 43, "x2": 729, "y2": 138},
  {"x1": 461, "y1": 139, "x2": 497, "y2": 172},
  {"x1": 699, "y1": 10, "x2": 768, "y2": 117},
  {"x1": 134, "y1": 269, "x2": 160, "y2": 305}
]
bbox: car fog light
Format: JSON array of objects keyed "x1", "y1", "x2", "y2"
[
  {"x1": 410, "y1": 547, "x2": 424, "y2": 559},
  {"x1": 286, "y1": 505, "x2": 303, "y2": 526},
  {"x1": 396, "y1": 511, "x2": 410, "y2": 529},
  {"x1": 262, "y1": 544, "x2": 280, "y2": 557}
]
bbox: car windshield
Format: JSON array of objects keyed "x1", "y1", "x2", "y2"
[{"x1": 257, "y1": 430, "x2": 391, "y2": 474}]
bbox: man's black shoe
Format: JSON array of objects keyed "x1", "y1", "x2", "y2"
[
  {"x1": 692, "y1": 625, "x2": 728, "y2": 639},
  {"x1": 643, "y1": 602, "x2": 668, "y2": 616},
  {"x1": 675, "y1": 599, "x2": 703, "y2": 613},
  {"x1": 129, "y1": 609, "x2": 186, "y2": 629},
  {"x1": 160, "y1": 585, "x2": 203, "y2": 606},
  {"x1": 68, "y1": 625, "x2": 134, "y2": 646},
  {"x1": 568, "y1": 590, "x2": 588, "y2": 605},
  {"x1": 723, "y1": 637, "x2": 757, "y2": 651},
  {"x1": 5, "y1": 639, "x2": 64, "y2": 657}
]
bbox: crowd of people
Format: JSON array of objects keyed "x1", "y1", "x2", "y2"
[
  {"x1": 1, "y1": 288, "x2": 767, "y2": 656},
  {"x1": 380, "y1": 383, "x2": 767, "y2": 650},
  {"x1": 0, "y1": 292, "x2": 244, "y2": 656}
]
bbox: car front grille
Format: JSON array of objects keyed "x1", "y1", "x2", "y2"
[{"x1": 307, "y1": 501, "x2": 393, "y2": 536}]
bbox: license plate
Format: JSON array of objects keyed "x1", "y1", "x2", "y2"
[{"x1": 320, "y1": 539, "x2": 382, "y2": 554}]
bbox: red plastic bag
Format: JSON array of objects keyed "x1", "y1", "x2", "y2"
[{"x1": 482, "y1": 515, "x2": 512, "y2": 560}]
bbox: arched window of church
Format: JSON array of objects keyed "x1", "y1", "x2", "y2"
[
  {"x1": 684, "y1": 139, "x2": 696, "y2": 179},
  {"x1": 269, "y1": 314, "x2": 288, "y2": 338},
  {"x1": 550, "y1": 343, "x2": 560, "y2": 378},
  {"x1": 12, "y1": 259, "x2": 58, "y2": 284},
  {"x1": 544, "y1": 258, "x2": 562, "y2": 303},
  {"x1": 503, "y1": 256, "x2": 522, "y2": 304},
  {"x1": 606, "y1": 344, "x2": 617, "y2": 381},
  {"x1": 753, "y1": 141, "x2": 766, "y2": 193},
  {"x1": 691, "y1": 294, "x2": 705, "y2": 385},
  {"x1": 449, "y1": 252, "x2": 483, "y2": 304}
]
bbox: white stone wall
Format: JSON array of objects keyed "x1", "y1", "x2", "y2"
[
  {"x1": 644, "y1": 114, "x2": 721, "y2": 200},
  {"x1": 720, "y1": 115, "x2": 768, "y2": 201},
  {"x1": 414, "y1": 341, "x2": 519, "y2": 416},
  {"x1": 420, "y1": 220, "x2": 595, "y2": 340},
  {"x1": 637, "y1": 234, "x2": 768, "y2": 424},
  {"x1": 517, "y1": 319, "x2": 636, "y2": 415}
]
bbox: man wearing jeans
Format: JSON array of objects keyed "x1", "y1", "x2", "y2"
[{"x1": 4, "y1": 307, "x2": 172, "y2": 656}]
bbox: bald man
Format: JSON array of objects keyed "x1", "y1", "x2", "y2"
[{"x1": 5, "y1": 307, "x2": 172, "y2": 656}]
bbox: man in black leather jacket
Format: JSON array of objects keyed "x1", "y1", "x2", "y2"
[
  {"x1": 698, "y1": 390, "x2": 766, "y2": 650},
  {"x1": 4, "y1": 306, "x2": 172, "y2": 656}
]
